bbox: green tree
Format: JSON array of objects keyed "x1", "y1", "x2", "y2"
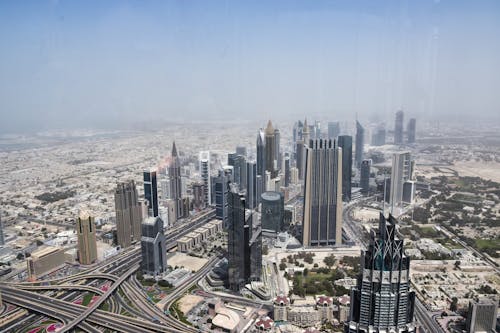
[{"x1": 323, "y1": 254, "x2": 335, "y2": 268}]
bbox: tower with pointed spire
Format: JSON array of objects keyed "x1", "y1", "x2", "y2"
[
  {"x1": 168, "y1": 141, "x2": 184, "y2": 220},
  {"x1": 264, "y1": 120, "x2": 277, "y2": 178}
]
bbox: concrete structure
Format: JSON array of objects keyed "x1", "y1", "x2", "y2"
[
  {"x1": 465, "y1": 298, "x2": 498, "y2": 333},
  {"x1": 199, "y1": 151, "x2": 211, "y2": 206},
  {"x1": 76, "y1": 213, "x2": 97, "y2": 265},
  {"x1": 140, "y1": 216, "x2": 167, "y2": 276},
  {"x1": 390, "y1": 152, "x2": 414, "y2": 214},
  {"x1": 274, "y1": 295, "x2": 290, "y2": 322},
  {"x1": 114, "y1": 180, "x2": 142, "y2": 248},
  {"x1": 169, "y1": 141, "x2": 184, "y2": 220},
  {"x1": 345, "y1": 213, "x2": 416, "y2": 333},
  {"x1": 360, "y1": 159, "x2": 371, "y2": 195},
  {"x1": 337, "y1": 135, "x2": 352, "y2": 202},
  {"x1": 302, "y1": 139, "x2": 343, "y2": 246},
  {"x1": 261, "y1": 191, "x2": 284, "y2": 235},
  {"x1": 143, "y1": 169, "x2": 159, "y2": 217},
  {"x1": 355, "y1": 121, "x2": 364, "y2": 169},
  {"x1": 407, "y1": 118, "x2": 416, "y2": 144},
  {"x1": 256, "y1": 129, "x2": 266, "y2": 179},
  {"x1": 246, "y1": 161, "x2": 257, "y2": 209},
  {"x1": 394, "y1": 110, "x2": 404, "y2": 145},
  {"x1": 264, "y1": 120, "x2": 277, "y2": 178},
  {"x1": 26, "y1": 246, "x2": 66, "y2": 280},
  {"x1": 192, "y1": 182, "x2": 205, "y2": 211},
  {"x1": 210, "y1": 301, "x2": 240, "y2": 333}
]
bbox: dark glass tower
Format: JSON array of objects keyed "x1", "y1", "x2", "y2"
[
  {"x1": 284, "y1": 155, "x2": 291, "y2": 187},
  {"x1": 212, "y1": 169, "x2": 229, "y2": 226},
  {"x1": 345, "y1": 213, "x2": 416, "y2": 333},
  {"x1": 261, "y1": 191, "x2": 284, "y2": 234},
  {"x1": 360, "y1": 159, "x2": 371, "y2": 195},
  {"x1": 140, "y1": 216, "x2": 167, "y2": 276},
  {"x1": 302, "y1": 139, "x2": 343, "y2": 246},
  {"x1": 0, "y1": 211, "x2": 4, "y2": 246},
  {"x1": 407, "y1": 118, "x2": 416, "y2": 144},
  {"x1": 168, "y1": 141, "x2": 183, "y2": 219},
  {"x1": 394, "y1": 111, "x2": 404, "y2": 145},
  {"x1": 143, "y1": 169, "x2": 159, "y2": 217},
  {"x1": 246, "y1": 161, "x2": 257, "y2": 210},
  {"x1": 355, "y1": 121, "x2": 365, "y2": 169},
  {"x1": 264, "y1": 120, "x2": 277, "y2": 178},
  {"x1": 328, "y1": 121, "x2": 340, "y2": 139},
  {"x1": 256, "y1": 129, "x2": 266, "y2": 178},
  {"x1": 338, "y1": 135, "x2": 353, "y2": 202}
]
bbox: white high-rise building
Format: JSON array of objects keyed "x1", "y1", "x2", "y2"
[
  {"x1": 199, "y1": 151, "x2": 211, "y2": 206},
  {"x1": 389, "y1": 152, "x2": 414, "y2": 215}
]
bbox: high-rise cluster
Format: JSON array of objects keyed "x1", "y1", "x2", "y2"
[{"x1": 345, "y1": 213, "x2": 416, "y2": 333}]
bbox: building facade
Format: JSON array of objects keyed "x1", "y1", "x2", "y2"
[
  {"x1": 261, "y1": 191, "x2": 284, "y2": 235},
  {"x1": 302, "y1": 139, "x2": 343, "y2": 246},
  {"x1": 389, "y1": 152, "x2": 414, "y2": 214},
  {"x1": 199, "y1": 151, "x2": 211, "y2": 206},
  {"x1": 143, "y1": 169, "x2": 159, "y2": 217},
  {"x1": 338, "y1": 135, "x2": 352, "y2": 202},
  {"x1": 169, "y1": 141, "x2": 184, "y2": 220},
  {"x1": 355, "y1": 121, "x2": 364, "y2": 169},
  {"x1": 407, "y1": 118, "x2": 416, "y2": 144},
  {"x1": 140, "y1": 216, "x2": 167, "y2": 276},
  {"x1": 394, "y1": 110, "x2": 404, "y2": 145},
  {"x1": 76, "y1": 213, "x2": 98, "y2": 265},
  {"x1": 465, "y1": 298, "x2": 498, "y2": 333},
  {"x1": 345, "y1": 213, "x2": 416, "y2": 333},
  {"x1": 360, "y1": 159, "x2": 371, "y2": 195},
  {"x1": 114, "y1": 180, "x2": 142, "y2": 248}
]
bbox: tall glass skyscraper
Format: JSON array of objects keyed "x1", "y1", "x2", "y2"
[
  {"x1": 261, "y1": 191, "x2": 284, "y2": 234},
  {"x1": 256, "y1": 129, "x2": 266, "y2": 178},
  {"x1": 213, "y1": 169, "x2": 229, "y2": 226},
  {"x1": 168, "y1": 141, "x2": 183, "y2": 220},
  {"x1": 360, "y1": 159, "x2": 371, "y2": 195},
  {"x1": 144, "y1": 169, "x2": 159, "y2": 217},
  {"x1": 199, "y1": 151, "x2": 211, "y2": 206},
  {"x1": 355, "y1": 121, "x2": 365, "y2": 169},
  {"x1": 345, "y1": 213, "x2": 416, "y2": 333},
  {"x1": 246, "y1": 161, "x2": 257, "y2": 210},
  {"x1": 264, "y1": 120, "x2": 277, "y2": 178},
  {"x1": 140, "y1": 216, "x2": 167, "y2": 276},
  {"x1": 0, "y1": 211, "x2": 4, "y2": 246},
  {"x1": 114, "y1": 180, "x2": 142, "y2": 248},
  {"x1": 338, "y1": 135, "x2": 353, "y2": 202},
  {"x1": 407, "y1": 118, "x2": 416, "y2": 144},
  {"x1": 302, "y1": 139, "x2": 343, "y2": 246}
]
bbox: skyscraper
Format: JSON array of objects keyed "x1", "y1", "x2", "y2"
[
  {"x1": 293, "y1": 120, "x2": 304, "y2": 152},
  {"x1": 227, "y1": 186, "x2": 261, "y2": 291},
  {"x1": 115, "y1": 181, "x2": 142, "y2": 248},
  {"x1": 264, "y1": 120, "x2": 277, "y2": 178},
  {"x1": 345, "y1": 213, "x2": 416, "y2": 333},
  {"x1": 199, "y1": 151, "x2": 211, "y2": 206},
  {"x1": 169, "y1": 141, "x2": 184, "y2": 220},
  {"x1": 302, "y1": 139, "x2": 343, "y2": 246},
  {"x1": 407, "y1": 118, "x2": 416, "y2": 144},
  {"x1": 236, "y1": 146, "x2": 247, "y2": 157},
  {"x1": 284, "y1": 155, "x2": 291, "y2": 187},
  {"x1": 274, "y1": 128, "x2": 281, "y2": 171},
  {"x1": 296, "y1": 140, "x2": 305, "y2": 181},
  {"x1": 256, "y1": 129, "x2": 266, "y2": 178},
  {"x1": 227, "y1": 186, "x2": 247, "y2": 291},
  {"x1": 389, "y1": 152, "x2": 414, "y2": 214},
  {"x1": 328, "y1": 121, "x2": 340, "y2": 139},
  {"x1": 246, "y1": 161, "x2": 257, "y2": 210},
  {"x1": 140, "y1": 216, "x2": 167, "y2": 276},
  {"x1": 261, "y1": 191, "x2": 284, "y2": 235},
  {"x1": 465, "y1": 298, "x2": 498, "y2": 333},
  {"x1": 360, "y1": 159, "x2": 371, "y2": 195},
  {"x1": 76, "y1": 213, "x2": 98, "y2": 265},
  {"x1": 213, "y1": 169, "x2": 229, "y2": 226},
  {"x1": 192, "y1": 182, "x2": 205, "y2": 211},
  {"x1": 355, "y1": 121, "x2": 364, "y2": 168},
  {"x1": 371, "y1": 125, "x2": 386, "y2": 146},
  {"x1": 394, "y1": 110, "x2": 404, "y2": 145},
  {"x1": 143, "y1": 169, "x2": 159, "y2": 217},
  {"x1": 338, "y1": 135, "x2": 353, "y2": 202}
]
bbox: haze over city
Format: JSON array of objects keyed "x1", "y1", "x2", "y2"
[{"x1": 1, "y1": 0, "x2": 500, "y2": 133}]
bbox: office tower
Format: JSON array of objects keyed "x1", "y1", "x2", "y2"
[
  {"x1": 264, "y1": 120, "x2": 277, "y2": 178},
  {"x1": 256, "y1": 175, "x2": 264, "y2": 206},
  {"x1": 293, "y1": 120, "x2": 304, "y2": 151},
  {"x1": 114, "y1": 181, "x2": 142, "y2": 248},
  {"x1": 0, "y1": 211, "x2": 4, "y2": 246},
  {"x1": 314, "y1": 120, "x2": 321, "y2": 139},
  {"x1": 169, "y1": 141, "x2": 184, "y2": 220},
  {"x1": 27, "y1": 246, "x2": 66, "y2": 280},
  {"x1": 227, "y1": 187, "x2": 262, "y2": 291},
  {"x1": 328, "y1": 121, "x2": 340, "y2": 139},
  {"x1": 199, "y1": 151, "x2": 211, "y2": 206},
  {"x1": 261, "y1": 192, "x2": 284, "y2": 234},
  {"x1": 302, "y1": 119, "x2": 310, "y2": 146},
  {"x1": 389, "y1": 152, "x2": 414, "y2": 214},
  {"x1": 371, "y1": 126, "x2": 386, "y2": 146},
  {"x1": 402, "y1": 180, "x2": 416, "y2": 204},
  {"x1": 394, "y1": 110, "x2": 404, "y2": 145},
  {"x1": 302, "y1": 139, "x2": 343, "y2": 246},
  {"x1": 76, "y1": 213, "x2": 98, "y2": 265},
  {"x1": 246, "y1": 161, "x2": 257, "y2": 210},
  {"x1": 284, "y1": 155, "x2": 291, "y2": 187},
  {"x1": 140, "y1": 216, "x2": 167, "y2": 276},
  {"x1": 192, "y1": 182, "x2": 205, "y2": 211},
  {"x1": 296, "y1": 140, "x2": 305, "y2": 181},
  {"x1": 274, "y1": 128, "x2": 281, "y2": 171},
  {"x1": 160, "y1": 178, "x2": 170, "y2": 200},
  {"x1": 228, "y1": 152, "x2": 247, "y2": 190},
  {"x1": 360, "y1": 159, "x2": 371, "y2": 195},
  {"x1": 227, "y1": 187, "x2": 247, "y2": 291},
  {"x1": 338, "y1": 135, "x2": 353, "y2": 202},
  {"x1": 143, "y1": 169, "x2": 159, "y2": 217},
  {"x1": 465, "y1": 298, "x2": 498, "y2": 333},
  {"x1": 213, "y1": 169, "x2": 229, "y2": 226},
  {"x1": 290, "y1": 167, "x2": 299, "y2": 184},
  {"x1": 355, "y1": 121, "x2": 364, "y2": 168},
  {"x1": 256, "y1": 129, "x2": 266, "y2": 178},
  {"x1": 407, "y1": 118, "x2": 416, "y2": 144},
  {"x1": 345, "y1": 213, "x2": 416, "y2": 333},
  {"x1": 236, "y1": 146, "x2": 247, "y2": 157}
]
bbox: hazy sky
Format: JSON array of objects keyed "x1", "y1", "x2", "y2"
[{"x1": 0, "y1": 0, "x2": 499, "y2": 133}]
